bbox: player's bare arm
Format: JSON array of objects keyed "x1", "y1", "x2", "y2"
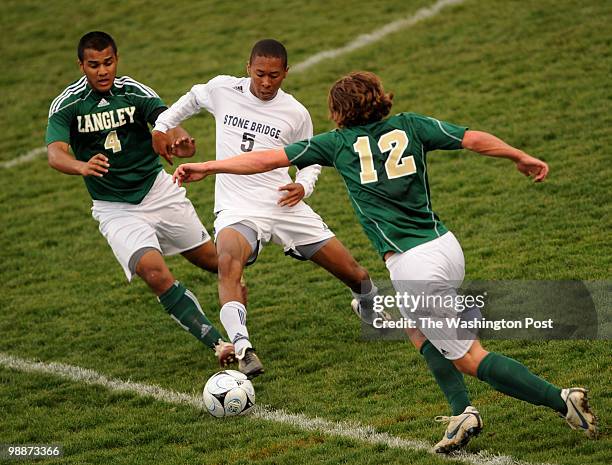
[
  {"x1": 151, "y1": 130, "x2": 172, "y2": 159},
  {"x1": 172, "y1": 148, "x2": 289, "y2": 186},
  {"x1": 461, "y1": 130, "x2": 549, "y2": 182},
  {"x1": 152, "y1": 127, "x2": 195, "y2": 165},
  {"x1": 47, "y1": 141, "x2": 109, "y2": 177}
]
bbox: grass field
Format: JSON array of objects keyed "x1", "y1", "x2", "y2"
[{"x1": 1, "y1": 0, "x2": 611, "y2": 464}]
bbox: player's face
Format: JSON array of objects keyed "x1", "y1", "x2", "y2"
[
  {"x1": 247, "y1": 56, "x2": 287, "y2": 101},
  {"x1": 79, "y1": 46, "x2": 118, "y2": 94}
]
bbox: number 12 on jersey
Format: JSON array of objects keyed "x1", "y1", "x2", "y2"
[{"x1": 353, "y1": 129, "x2": 416, "y2": 184}]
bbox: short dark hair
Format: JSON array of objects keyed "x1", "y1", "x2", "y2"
[
  {"x1": 249, "y1": 39, "x2": 288, "y2": 68},
  {"x1": 78, "y1": 31, "x2": 117, "y2": 62},
  {"x1": 328, "y1": 71, "x2": 394, "y2": 128}
]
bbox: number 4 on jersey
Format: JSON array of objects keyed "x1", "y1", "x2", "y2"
[
  {"x1": 104, "y1": 130, "x2": 122, "y2": 153},
  {"x1": 353, "y1": 129, "x2": 416, "y2": 184}
]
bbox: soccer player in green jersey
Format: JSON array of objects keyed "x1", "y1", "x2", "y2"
[
  {"x1": 172, "y1": 71, "x2": 598, "y2": 451},
  {"x1": 46, "y1": 31, "x2": 235, "y2": 366}
]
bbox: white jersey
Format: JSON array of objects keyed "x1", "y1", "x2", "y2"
[{"x1": 154, "y1": 75, "x2": 321, "y2": 214}]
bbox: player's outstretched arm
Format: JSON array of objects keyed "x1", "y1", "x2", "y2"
[
  {"x1": 172, "y1": 148, "x2": 290, "y2": 186},
  {"x1": 47, "y1": 141, "x2": 109, "y2": 177},
  {"x1": 461, "y1": 130, "x2": 549, "y2": 182}
]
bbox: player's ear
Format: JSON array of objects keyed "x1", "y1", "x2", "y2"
[
  {"x1": 78, "y1": 60, "x2": 84, "y2": 74},
  {"x1": 246, "y1": 61, "x2": 251, "y2": 75}
]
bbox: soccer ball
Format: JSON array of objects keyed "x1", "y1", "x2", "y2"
[{"x1": 203, "y1": 370, "x2": 255, "y2": 418}]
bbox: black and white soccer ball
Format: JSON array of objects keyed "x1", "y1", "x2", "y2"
[{"x1": 203, "y1": 370, "x2": 255, "y2": 418}]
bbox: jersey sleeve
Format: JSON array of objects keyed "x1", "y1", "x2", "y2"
[
  {"x1": 133, "y1": 93, "x2": 166, "y2": 124},
  {"x1": 285, "y1": 131, "x2": 337, "y2": 168},
  {"x1": 45, "y1": 106, "x2": 72, "y2": 145},
  {"x1": 405, "y1": 113, "x2": 467, "y2": 152},
  {"x1": 153, "y1": 76, "x2": 232, "y2": 132},
  {"x1": 120, "y1": 77, "x2": 166, "y2": 124}
]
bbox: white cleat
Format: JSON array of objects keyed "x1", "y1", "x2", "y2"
[
  {"x1": 433, "y1": 406, "x2": 483, "y2": 454},
  {"x1": 561, "y1": 388, "x2": 598, "y2": 438},
  {"x1": 351, "y1": 299, "x2": 392, "y2": 326}
]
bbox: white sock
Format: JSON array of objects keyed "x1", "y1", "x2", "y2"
[
  {"x1": 220, "y1": 301, "x2": 251, "y2": 357},
  {"x1": 351, "y1": 280, "x2": 379, "y2": 321}
]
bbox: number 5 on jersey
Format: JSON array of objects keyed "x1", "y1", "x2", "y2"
[
  {"x1": 104, "y1": 130, "x2": 122, "y2": 153},
  {"x1": 353, "y1": 129, "x2": 416, "y2": 184}
]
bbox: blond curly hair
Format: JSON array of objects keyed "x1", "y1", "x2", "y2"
[{"x1": 328, "y1": 71, "x2": 393, "y2": 128}]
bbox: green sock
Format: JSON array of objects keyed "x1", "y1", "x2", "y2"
[
  {"x1": 158, "y1": 281, "x2": 224, "y2": 350},
  {"x1": 420, "y1": 340, "x2": 471, "y2": 416},
  {"x1": 477, "y1": 352, "x2": 567, "y2": 414}
]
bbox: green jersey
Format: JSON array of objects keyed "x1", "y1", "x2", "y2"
[
  {"x1": 46, "y1": 75, "x2": 166, "y2": 204},
  {"x1": 285, "y1": 112, "x2": 467, "y2": 258}
]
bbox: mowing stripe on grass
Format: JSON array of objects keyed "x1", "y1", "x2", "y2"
[
  {"x1": 0, "y1": 352, "x2": 553, "y2": 465},
  {"x1": 3, "y1": 0, "x2": 466, "y2": 169}
]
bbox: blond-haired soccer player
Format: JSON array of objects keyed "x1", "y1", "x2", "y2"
[{"x1": 172, "y1": 71, "x2": 597, "y2": 452}]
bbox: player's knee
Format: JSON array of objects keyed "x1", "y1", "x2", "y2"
[
  {"x1": 217, "y1": 252, "x2": 243, "y2": 283},
  {"x1": 137, "y1": 263, "x2": 173, "y2": 294},
  {"x1": 452, "y1": 356, "x2": 479, "y2": 377}
]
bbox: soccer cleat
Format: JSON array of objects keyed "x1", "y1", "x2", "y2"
[
  {"x1": 214, "y1": 340, "x2": 236, "y2": 367},
  {"x1": 237, "y1": 347, "x2": 264, "y2": 379},
  {"x1": 433, "y1": 406, "x2": 483, "y2": 454},
  {"x1": 561, "y1": 388, "x2": 598, "y2": 438},
  {"x1": 351, "y1": 299, "x2": 392, "y2": 326}
]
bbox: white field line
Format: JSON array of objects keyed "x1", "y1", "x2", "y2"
[
  {"x1": 3, "y1": 0, "x2": 465, "y2": 170},
  {"x1": 0, "y1": 352, "x2": 554, "y2": 465},
  {"x1": 292, "y1": 0, "x2": 466, "y2": 73},
  {"x1": 0, "y1": 146, "x2": 47, "y2": 169}
]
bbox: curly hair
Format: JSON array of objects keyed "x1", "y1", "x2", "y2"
[{"x1": 328, "y1": 71, "x2": 393, "y2": 128}]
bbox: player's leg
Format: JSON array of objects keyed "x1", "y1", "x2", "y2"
[
  {"x1": 92, "y1": 197, "x2": 229, "y2": 364},
  {"x1": 216, "y1": 224, "x2": 264, "y2": 378},
  {"x1": 452, "y1": 340, "x2": 598, "y2": 437},
  {"x1": 385, "y1": 233, "x2": 477, "y2": 453},
  {"x1": 306, "y1": 237, "x2": 385, "y2": 321},
  {"x1": 305, "y1": 237, "x2": 369, "y2": 292},
  {"x1": 108, "y1": 171, "x2": 232, "y2": 364},
  {"x1": 403, "y1": 328, "x2": 471, "y2": 416},
  {"x1": 408, "y1": 232, "x2": 598, "y2": 438},
  {"x1": 182, "y1": 242, "x2": 248, "y2": 302},
  {"x1": 181, "y1": 240, "x2": 218, "y2": 273},
  {"x1": 274, "y1": 209, "x2": 379, "y2": 319},
  {"x1": 134, "y1": 248, "x2": 229, "y2": 360}
]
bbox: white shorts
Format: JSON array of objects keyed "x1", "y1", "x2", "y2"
[
  {"x1": 385, "y1": 231, "x2": 475, "y2": 360},
  {"x1": 92, "y1": 170, "x2": 212, "y2": 281},
  {"x1": 214, "y1": 206, "x2": 335, "y2": 259}
]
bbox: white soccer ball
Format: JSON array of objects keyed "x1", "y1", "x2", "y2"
[{"x1": 203, "y1": 369, "x2": 255, "y2": 418}]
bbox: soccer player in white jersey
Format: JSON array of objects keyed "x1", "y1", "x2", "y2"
[
  {"x1": 172, "y1": 71, "x2": 598, "y2": 451},
  {"x1": 46, "y1": 31, "x2": 235, "y2": 366},
  {"x1": 152, "y1": 40, "x2": 378, "y2": 378}
]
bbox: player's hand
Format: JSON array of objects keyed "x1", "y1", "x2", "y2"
[
  {"x1": 278, "y1": 183, "x2": 305, "y2": 207},
  {"x1": 80, "y1": 153, "x2": 109, "y2": 177},
  {"x1": 152, "y1": 130, "x2": 174, "y2": 165},
  {"x1": 172, "y1": 162, "x2": 210, "y2": 186},
  {"x1": 516, "y1": 153, "x2": 549, "y2": 182},
  {"x1": 171, "y1": 136, "x2": 196, "y2": 158}
]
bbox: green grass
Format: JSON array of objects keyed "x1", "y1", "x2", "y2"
[{"x1": 0, "y1": 0, "x2": 611, "y2": 464}]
